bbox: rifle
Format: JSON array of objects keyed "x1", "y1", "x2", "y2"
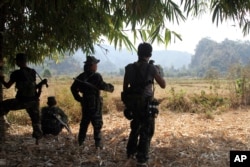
[
  {"x1": 36, "y1": 71, "x2": 48, "y2": 98},
  {"x1": 73, "y1": 77, "x2": 99, "y2": 90},
  {"x1": 53, "y1": 114, "x2": 72, "y2": 135},
  {"x1": 36, "y1": 79, "x2": 48, "y2": 98},
  {"x1": 73, "y1": 77, "x2": 114, "y2": 93}
]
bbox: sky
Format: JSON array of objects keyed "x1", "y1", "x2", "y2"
[{"x1": 154, "y1": 14, "x2": 250, "y2": 54}]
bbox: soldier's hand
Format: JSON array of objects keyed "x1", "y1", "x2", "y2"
[{"x1": 106, "y1": 83, "x2": 114, "y2": 93}]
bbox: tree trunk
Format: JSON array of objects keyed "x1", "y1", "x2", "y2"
[{"x1": 0, "y1": 4, "x2": 6, "y2": 144}]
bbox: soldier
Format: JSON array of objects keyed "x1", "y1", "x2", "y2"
[
  {"x1": 41, "y1": 96, "x2": 69, "y2": 136},
  {"x1": 0, "y1": 53, "x2": 47, "y2": 143},
  {"x1": 71, "y1": 56, "x2": 114, "y2": 149},
  {"x1": 122, "y1": 42, "x2": 166, "y2": 167}
]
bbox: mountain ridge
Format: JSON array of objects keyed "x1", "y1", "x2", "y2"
[{"x1": 73, "y1": 45, "x2": 192, "y2": 72}]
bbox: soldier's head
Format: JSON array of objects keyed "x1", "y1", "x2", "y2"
[
  {"x1": 137, "y1": 42, "x2": 152, "y2": 60},
  {"x1": 47, "y1": 96, "x2": 57, "y2": 107},
  {"x1": 15, "y1": 53, "x2": 27, "y2": 67},
  {"x1": 83, "y1": 56, "x2": 100, "y2": 72}
]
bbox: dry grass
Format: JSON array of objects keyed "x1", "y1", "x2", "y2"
[{"x1": 1, "y1": 77, "x2": 250, "y2": 166}]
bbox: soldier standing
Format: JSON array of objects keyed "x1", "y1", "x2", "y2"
[
  {"x1": 122, "y1": 43, "x2": 166, "y2": 167},
  {"x1": 0, "y1": 53, "x2": 47, "y2": 143},
  {"x1": 71, "y1": 56, "x2": 114, "y2": 149}
]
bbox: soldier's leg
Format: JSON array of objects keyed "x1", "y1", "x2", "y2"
[
  {"x1": 0, "y1": 99, "x2": 22, "y2": 116},
  {"x1": 26, "y1": 101, "x2": 43, "y2": 140},
  {"x1": 0, "y1": 99, "x2": 25, "y2": 128},
  {"x1": 126, "y1": 119, "x2": 140, "y2": 158},
  {"x1": 78, "y1": 112, "x2": 91, "y2": 146},
  {"x1": 92, "y1": 114, "x2": 103, "y2": 149},
  {"x1": 136, "y1": 117, "x2": 155, "y2": 164}
]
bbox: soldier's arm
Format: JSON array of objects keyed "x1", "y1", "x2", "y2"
[
  {"x1": 57, "y1": 107, "x2": 68, "y2": 121},
  {"x1": 96, "y1": 74, "x2": 114, "y2": 93},
  {"x1": 123, "y1": 68, "x2": 129, "y2": 91},
  {"x1": 0, "y1": 75, "x2": 14, "y2": 88},
  {"x1": 154, "y1": 71, "x2": 166, "y2": 89},
  {"x1": 70, "y1": 81, "x2": 83, "y2": 102}
]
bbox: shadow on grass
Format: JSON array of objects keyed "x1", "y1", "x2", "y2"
[{"x1": 0, "y1": 126, "x2": 248, "y2": 167}]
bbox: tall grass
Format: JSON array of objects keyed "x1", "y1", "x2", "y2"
[
  {"x1": 6, "y1": 77, "x2": 115, "y2": 125},
  {"x1": 5, "y1": 77, "x2": 248, "y2": 124}
]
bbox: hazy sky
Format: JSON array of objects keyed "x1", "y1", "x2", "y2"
[{"x1": 159, "y1": 14, "x2": 249, "y2": 54}]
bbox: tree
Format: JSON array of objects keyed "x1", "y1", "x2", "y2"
[
  {"x1": 1, "y1": 0, "x2": 250, "y2": 63},
  {"x1": 1, "y1": 0, "x2": 250, "y2": 142},
  {"x1": 42, "y1": 69, "x2": 52, "y2": 78},
  {"x1": 0, "y1": 0, "x2": 185, "y2": 142}
]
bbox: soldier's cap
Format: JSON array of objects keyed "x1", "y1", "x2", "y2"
[
  {"x1": 137, "y1": 42, "x2": 152, "y2": 58},
  {"x1": 47, "y1": 96, "x2": 57, "y2": 106},
  {"x1": 84, "y1": 56, "x2": 100, "y2": 65},
  {"x1": 15, "y1": 53, "x2": 27, "y2": 62}
]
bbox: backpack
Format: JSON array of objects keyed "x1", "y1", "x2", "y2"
[
  {"x1": 41, "y1": 107, "x2": 64, "y2": 135},
  {"x1": 121, "y1": 63, "x2": 152, "y2": 119}
]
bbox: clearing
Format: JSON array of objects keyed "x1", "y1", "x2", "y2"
[{"x1": 1, "y1": 108, "x2": 250, "y2": 167}]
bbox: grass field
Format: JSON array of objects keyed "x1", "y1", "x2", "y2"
[
  {"x1": 1, "y1": 76, "x2": 250, "y2": 166},
  {"x1": 4, "y1": 76, "x2": 240, "y2": 124}
]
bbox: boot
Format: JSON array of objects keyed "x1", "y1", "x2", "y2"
[{"x1": 32, "y1": 124, "x2": 43, "y2": 144}]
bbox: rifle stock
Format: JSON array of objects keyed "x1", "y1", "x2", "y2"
[{"x1": 53, "y1": 114, "x2": 72, "y2": 135}]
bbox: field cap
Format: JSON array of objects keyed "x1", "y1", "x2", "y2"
[
  {"x1": 47, "y1": 96, "x2": 57, "y2": 106},
  {"x1": 84, "y1": 56, "x2": 100, "y2": 65}
]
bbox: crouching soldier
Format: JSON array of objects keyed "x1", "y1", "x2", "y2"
[{"x1": 41, "y1": 96, "x2": 70, "y2": 136}]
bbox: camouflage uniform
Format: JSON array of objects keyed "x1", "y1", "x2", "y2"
[
  {"x1": 0, "y1": 63, "x2": 43, "y2": 140},
  {"x1": 71, "y1": 56, "x2": 114, "y2": 148}
]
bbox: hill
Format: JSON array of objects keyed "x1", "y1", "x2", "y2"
[{"x1": 73, "y1": 45, "x2": 192, "y2": 73}]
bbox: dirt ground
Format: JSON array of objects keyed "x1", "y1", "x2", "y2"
[{"x1": 1, "y1": 107, "x2": 250, "y2": 167}]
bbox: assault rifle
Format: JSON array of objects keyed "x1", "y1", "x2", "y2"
[
  {"x1": 73, "y1": 78, "x2": 114, "y2": 93},
  {"x1": 53, "y1": 114, "x2": 72, "y2": 135},
  {"x1": 73, "y1": 77, "x2": 99, "y2": 90},
  {"x1": 36, "y1": 71, "x2": 49, "y2": 98}
]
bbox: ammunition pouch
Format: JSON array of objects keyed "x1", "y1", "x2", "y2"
[
  {"x1": 123, "y1": 108, "x2": 133, "y2": 120},
  {"x1": 148, "y1": 98, "x2": 160, "y2": 118}
]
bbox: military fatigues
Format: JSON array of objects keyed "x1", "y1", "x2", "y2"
[
  {"x1": 41, "y1": 106, "x2": 68, "y2": 136},
  {"x1": 71, "y1": 71, "x2": 113, "y2": 147},
  {"x1": 124, "y1": 60, "x2": 158, "y2": 163},
  {"x1": 0, "y1": 67, "x2": 43, "y2": 140}
]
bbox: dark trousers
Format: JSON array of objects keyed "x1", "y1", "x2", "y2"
[
  {"x1": 0, "y1": 98, "x2": 43, "y2": 139},
  {"x1": 78, "y1": 95, "x2": 103, "y2": 146},
  {"x1": 126, "y1": 116, "x2": 155, "y2": 163}
]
